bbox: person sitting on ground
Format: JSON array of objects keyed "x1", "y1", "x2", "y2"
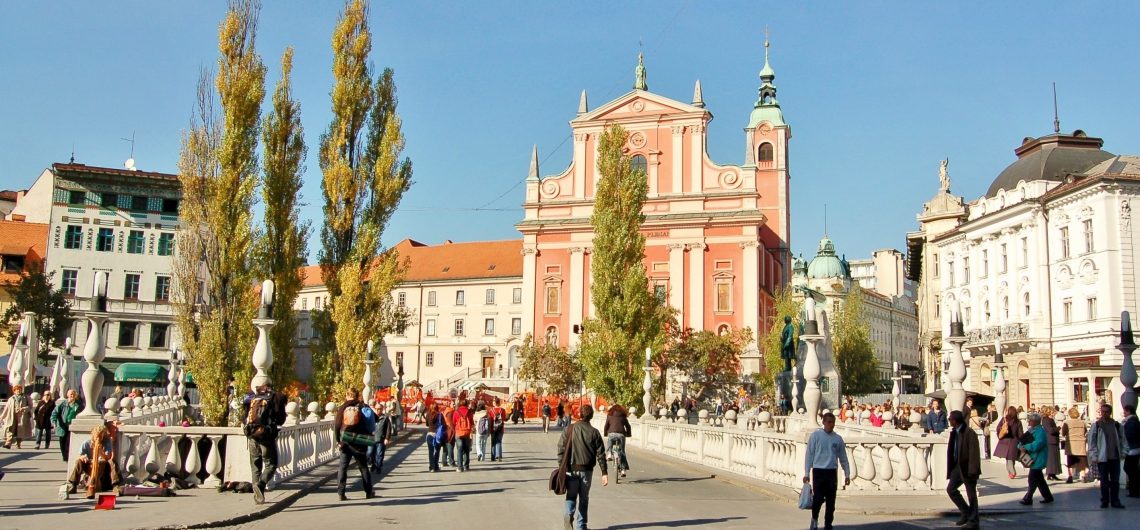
[{"x1": 66, "y1": 422, "x2": 122, "y2": 498}]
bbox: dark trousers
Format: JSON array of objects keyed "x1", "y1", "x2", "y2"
[
  {"x1": 1124, "y1": 454, "x2": 1140, "y2": 497},
  {"x1": 810, "y1": 468, "x2": 837, "y2": 528},
  {"x1": 491, "y1": 430, "x2": 504, "y2": 460},
  {"x1": 443, "y1": 439, "x2": 455, "y2": 465},
  {"x1": 426, "y1": 434, "x2": 441, "y2": 470},
  {"x1": 456, "y1": 436, "x2": 471, "y2": 470},
  {"x1": 370, "y1": 441, "x2": 387, "y2": 472},
  {"x1": 58, "y1": 431, "x2": 70, "y2": 462},
  {"x1": 1098, "y1": 460, "x2": 1121, "y2": 505},
  {"x1": 247, "y1": 437, "x2": 278, "y2": 487},
  {"x1": 564, "y1": 470, "x2": 593, "y2": 530},
  {"x1": 946, "y1": 468, "x2": 979, "y2": 524},
  {"x1": 337, "y1": 444, "x2": 373, "y2": 495},
  {"x1": 983, "y1": 434, "x2": 991, "y2": 459},
  {"x1": 1025, "y1": 468, "x2": 1054, "y2": 502},
  {"x1": 35, "y1": 428, "x2": 51, "y2": 448}
]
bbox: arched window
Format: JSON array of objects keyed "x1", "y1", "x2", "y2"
[
  {"x1": 758, "y1": 143, "x2": 774, "y2": 163},
  {"x1": 630, "y1": 155, "x2": 647, "y2": 174},
  {"x1": 717, "y1": 324, "x2": 731, "y2": 336},
  {"x1": 1002, "y1": 296, "x2": 1009, "y2": 320},
  {"x1": 1023, "y1": 292, "x2": 1030, "y2": 316}
]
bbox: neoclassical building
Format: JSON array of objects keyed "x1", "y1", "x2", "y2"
[
  {"x1": 517, "y1": 49, "x2": 792, "y2": 375},
  {"x1": 931, "y1": 130, "x2": 1140, "y2": 415}
]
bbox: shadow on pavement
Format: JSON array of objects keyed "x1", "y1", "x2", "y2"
[
  {"x1": 606, "y1": 516, "x2": 746, "y2": 528},
  {"x1": 629, "y1": 475, "x2": 713, "y2": 485}
]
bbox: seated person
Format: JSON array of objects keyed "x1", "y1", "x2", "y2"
[{"x1": 66, "y1": 423, "x2": 122, "y2": 498}]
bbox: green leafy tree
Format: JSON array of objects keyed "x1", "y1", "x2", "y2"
[
  {"x1": 755, "y1": 286, "x2": 801, "y2": 396},
  {"x1": 517, "y1": 333, "x2": 581, "y2": 396},
  {"x1": 254, "y1": 46, "x2": 310, "y2": 389},
  {"x1": 669, "y1": 327, "x2": 752, "y2": 403},
  {"x1": 173, "y1": 0, "x2": 265, "y2": 426},
  {"x1": 0, "y1": 265, "x2": 72, "y2": 361},
  {"x1": 312, "y1": 0, "x2": 413, "y2": 400},
  {"x1": 578, "y1": 123, "x2": 672, "y2": 406},
  {"x1": 832, "y1": 285, "x2": 880, "y2": 395}
]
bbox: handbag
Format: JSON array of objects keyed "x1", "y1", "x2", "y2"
[
  {"x1": 998, "y1": 420, "x2": 1009, "y2": 439},
  {"x1": 1018, "y1": 449, "x2": 1034, "y2": 468},
  {"x1": 798, "y1": 484, "x2": 813, "y2": 510},
  {"x1": 549, "y1": 424, "x2": 575, "y2": 495}
]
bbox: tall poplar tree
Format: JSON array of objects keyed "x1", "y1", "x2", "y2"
[
  {"x1": 312, "y1": 0, "x2": 413, "y2": 399},
  {"x1": 578, "y1": 124, "x2": 672, "y2": 406},
  {"x1": 832, "y1": 285, "x2": 881, "y2": 395},
  {"x1": 173, "y1": 0, "x2": 265, "y2": 426},
  {"x1": 254, "y1": 47, "x2": 310, "y2": 389}
]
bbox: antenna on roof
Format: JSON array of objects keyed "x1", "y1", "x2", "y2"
[
  {"x1": 70, "y1": 143, "x2": 75, "y2": 164},
  {"x1": 1052, "y1": 82, "x2": 1060, "y2": 134},
  {"x1": 121, "y1": 131, "x2": 137, "y2": 171}
]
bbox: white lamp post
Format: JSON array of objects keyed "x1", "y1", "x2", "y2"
[
  {"x1": 801, "y1": 297, "x2": 823, "y2": 427},
  {"x1": 250, "y1": 280, "x2": 276, "y2": 391},
  {"x1": 642, "y1": 347, "x2": 653, "y2": 419},
  {"x1": 79, "y1": 271, "x2": 109, "y2": 418},
  {"x1": 1119, "y1": 311, "x2": 1137, "y2": 413},
  {"x1": 946, "y1": 303, "x2": 968, "y2": 417}
]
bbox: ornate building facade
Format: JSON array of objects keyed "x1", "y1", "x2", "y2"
[{"x1": 517, "y1": 49, "x2": 792, "y2": 375}]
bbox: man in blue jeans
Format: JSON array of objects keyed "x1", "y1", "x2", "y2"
[{"x1": 557, "y1": 405, "x2": 608, "y2": 530}]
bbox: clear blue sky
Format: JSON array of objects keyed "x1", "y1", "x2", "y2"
[{"x1": 3, "y1": 2, "x2": 1139, "y2": 263}]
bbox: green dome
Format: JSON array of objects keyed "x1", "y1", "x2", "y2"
[
  {"x1": 806, "y1": 236, "x2": 848, "y2": 279},
  {"x1": 748, "y1": 105, "x2": 785, "y2": 128}
]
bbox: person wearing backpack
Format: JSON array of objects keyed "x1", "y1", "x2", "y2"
[
  {"x1": 489, "y1": 397, "x2": 507, "y2": 461},
  {"x1": 452, "y1": 397, "x2": 475, "y2": 471},
  {"x1": 371, "y1": 402, "x2": 398, "y2": 474},
  {"x1": 241, "y1": 383, "x2": 288, "y2": 505},
  {"x1": 542, "y1": 401, "x2": 553, "y2": 433},
  {"x1": 334, "y1": 388, "x2": 375, "y2": 500},
  {"x1": 474, "y1": 402, "x2": 489, "y2": 461}
]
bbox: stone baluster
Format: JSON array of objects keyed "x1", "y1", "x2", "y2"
[
  {"x1": 103, "y1": 398, "x2": 120, "y2": 422},
  {"x1": 363, "y1": 339, "x2": 376, "y2": 400},
  {"x1": 1119, "y1": 311, "x2": 1138, "y2": 413},
  {"x1": 251, "y1": 280, "x2": 276, "y2": 392},
  {"x1": 177, "y1": 365, "x2": 186, "y2": 399},
  {"x1": 123, "y1": 433, "x2": 141, "y2": 480},
  {"x1": 79, "y1": 272, "x2": 110, "y2": 418},
  {"x1": 133, "y1": 396, "x2": 145, "y2": 418},
  {"x1": 184, "y1": 436, "x2": 202, "y2": 486},
  {"x1": 725, "y1": 409, "x2": 738, "y2": 428},
  {"x1": 844, "y1": 444, "x2": 857, "y2": 487},
  {"x1": 801, "y1": 297, "x2": 823, "y2": 428},
  {"x1": 698, "y1": 409, "x2": 710, "y2": 425},
  {"x1": 657, "y1": 408, "x2": 669, "y2": 422},
  {"x1": 912, "y1": 444, "x2": 931, "y2": 487},
  {"x1": 642, "y1": 347, "x2": 654, "y2": 420},
  {"x1": 165, "y1": 435, "x2": 183, "y2": 477},
  {"x1": 876, "y1": 444, "x2": 894, "y2": 487},
  {"x1": 894, "y1": 444, "x2": 912, "y2": 489},
  {"x1": 324, "y1": 402, "x2": 337, "y2": 421},
  {"x1": 284, "y1": 401, "x2": 299, "y2": 426},
  {"x1": 203, "y1": 435, "x2": 224, "y2": 487},
  {"x1": 57, "y1": 338, "x2": 72, "y2": 398},
  {"x1": 143, "y1": 396, "x2": 154, "y2": 416},
  {"x1": 120, "y1": 397, "x2": 134, "y2": 418},
  {"x1": 305, "y1": 402, "x2": 320, "y2": 423},
  {"x1": 857, "y1": 444, "x2": 876, "y2": 485},
  {"x1": 144, "y1": 434, "x2": 162, "y2": 475},
  {"x1": 167, "y1": 355, "x2": 178, "y2": 398},
  {"x1": 946, "y1": 305, "x2": 968, "y2": 416}
]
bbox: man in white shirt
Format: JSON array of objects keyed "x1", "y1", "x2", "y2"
[{"x1": 803, "y1": 412, "x2": 851, "y2": 530}]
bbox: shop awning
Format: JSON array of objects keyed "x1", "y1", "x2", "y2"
[{"x1": 114, "y1": 362, "x2": 168, "y2": 383}]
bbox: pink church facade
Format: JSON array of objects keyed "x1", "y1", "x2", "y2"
[{"x1": 516, "y1": 51, "x2": 792, "y2": 375}]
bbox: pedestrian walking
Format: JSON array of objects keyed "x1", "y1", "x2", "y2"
[
  {"x1": 371, "y1": 403, "x2": 397, "y2": 474},
  {"x1": 803, "y1": 412, "x2": 850, "y2": 530},
  {"x1": 474, "y1": 402, "x2": 489, "y2": 461},
  {"x1": 542, "y1": 401, "x2": 552, "y2": 433},
  {"x1": 1088, "y1": 403, "x2": 1126, "y2": 508},
  {"x1": 50, "y1": 389, "x2": 82, "y2": 462},
  {"x1": 334, "y1": 388, "x2": 375, "y2": 500},
  {"x1": 558, "y1": 404, "x2": 608, "y2": 530},
  {"x1": 994, "y1": 406, "x2": 1024, "y2": 479},
  {"x1": 412, "y1": 398, "x2": 426, "y2": 425},
  {"x1": 556, "y1": 400, "x2": 566, "y2": 428},
  {"x1": 441, "y1": 401, "x2": 456, "y2": 467},
  {"x1": 452, "y1": 397, "x2": 474, "y2": 472},
  {"x1": 489, "y1": 397, "x2": 506, "y2": 461},
  {"x1": 425, "y1": 404, "x2": 443, "y2": 472},
  {"x1": 2, "y1": 385, "x2": 31, "y2": 449},
  {"x1": 1122, "y1": 404, "x2": 1140, "y2": 498},
  {"x1": 1062, "y1": 406, "x2": 1089, "y2": 483},
  {"x1": 241, "y1": 382, "x2": 288, "y2": 504},
  {"x1": 1017, "y1": 412, "x2": 1054, "y2": 505},
  {"x1": 34, "y1": 391, "x2": 54, "y2": 450},
  {"x1": 946, "y1": 410, "x2": 981, "y2": 528},
  {"x1": 1041, "y1": 405, "x2": 1063, "y2": 480}
]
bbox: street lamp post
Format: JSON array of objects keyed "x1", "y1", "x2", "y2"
[
  {"x1": 79, "y1": 272, "x2": 109, "y2": 419},
  {"x1": 1119, "y1": 311, "x2": 1137, "y2": 413},
  {"x1": 642, "y1": 347, "x2": 653, "y2": 420},
  {"x1": 801, "y1": 297, "x2": 823, "y2": 427},
  {"x1": 946, "y1": 303, "x2": 968, "y2": 417},
  {"x1": 363, "y1": 339, "x2": 376, "y2": 402},
  {"x1": 993, "y1": 338, "x2": 1007, "y2": 418}
]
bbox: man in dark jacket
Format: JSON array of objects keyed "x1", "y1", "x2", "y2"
[
  {"x1": 925, "y1": 400, "x2": 948, "y2": 434},
  {"x1": 1121, "y1": 404, "x2": 1140, "y2": 498},
  {"x1": 241, "y1": 383, "x2": 288, "y2": 504},
  {"x1": 334, "y1": 388, "x2": 374, "y2": 500},
  {"x1": 946, "y1": 410, "x2": 982, "y2": 528},
  {"x1": 371, "y1": 402, "x2": 398, "y2": 474},
  {"x1": 557, "y1": 405, "x2": 608, "y2": 530}
]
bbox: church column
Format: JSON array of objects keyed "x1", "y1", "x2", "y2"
[
  {"x1": 569, "y1": 247, "x2": 585, "y2": 349},
  {"x1": 688, "y1": 243, "x2": 706, "y2": 330},
  {"x1": 522, "y1": 247, "x2": 538, "y2": 340},
  {"x1": 574, "y1": 133, "x2": 587, "y2": 198},
  {"x1": 647, "y1": 154, "x2": 659, "y2": 197},
  {"x1": 668, "y1": 243, "x2": 686, "y2": 326},
  {"x1": 671, "y1": 126, "x2": 684, "y2": 194},
  {"x1": 689, "y1": 125, "x2": 704, "y2": 192},
  {"x1": 741, "y1": 241, "x2": 760, "y2": 340}
]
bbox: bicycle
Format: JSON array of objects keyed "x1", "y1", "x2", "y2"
[{"x1": 608, "y1": 433, "x2": 628, "y2": 483}]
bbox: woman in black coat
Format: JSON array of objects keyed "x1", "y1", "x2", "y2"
[{"x1": 1041, "y1": 406, "x2": 1063, "y2": 480}]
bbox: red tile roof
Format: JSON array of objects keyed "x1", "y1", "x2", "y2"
[
  {"x1": 300, "y1": 238, "x2": 523, "y2": 288},
  {"x1": 0, "y1": 220, "x2": 49, "y2": 285}
]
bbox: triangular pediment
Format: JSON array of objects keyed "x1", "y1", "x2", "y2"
[{"x1": 573, "y1": 90, "x2": 709, "y2": 123}]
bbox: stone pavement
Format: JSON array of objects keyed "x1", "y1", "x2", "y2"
[{"x1": 2, "y1": 425, "x2": 1135, "y2": 529}]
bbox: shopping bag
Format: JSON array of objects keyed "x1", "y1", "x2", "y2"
[{"x1": 798, "y1": 485, "x2": 813, "y2": 509}]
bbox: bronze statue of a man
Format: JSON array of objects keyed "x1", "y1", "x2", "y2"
[{"x1": 779, "y1": 315, "x2": 795, "y2": 372}]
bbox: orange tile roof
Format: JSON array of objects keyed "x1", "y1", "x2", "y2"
[
  {"x1": 299, "y1": 238, "x2": 523, "y2": 288},
  {"x1": 0, "y1": 220, "x2": 49, "y2": 285}
]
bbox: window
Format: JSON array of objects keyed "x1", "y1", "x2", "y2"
[
  {"x1": 932, "y1": 253, "x2": 939, "y2": 277},
  {"x1": 962, "y1": 257, "x2": 970, "y2": 283},
  {"x1": 512, "y1": 287, "x2": 522, "y2": 304},
  {"x1": 455, "y1": 290, "x2": 465, "y2": 306},
  {"x1": 757, "y1": 142, "x2": 774, "y2": 163},
  {"x1": 654, "y1": 283, "x2": 667, "y2": 303},
  {"x1": 149, "y1": 323, "x2": 169, "y2": 349},
  {"x1": 1083, "y1": 219, "x2": 1094, "y2": 253},
  {"x1": 127, "y1": 230, "x2": 145, "y2": 254},
  {"x1": 1000, "y1": 243, "x2": 1008, "y2": 273},
  {"x1": 962, "y1": 305, "x2": 971, "y2": 327},
  {"x1": 100, "y1": 193, "x2": 118, "y2": 208},
  {"x1": 301, "y1": 297, "x2": 307, "y2": 310},
  {"x1": 546, "y1": 326, "x2": 558, "y2": 344},
  {"x1": 948, "y1": 261, "x2": 954, "y2": 286},
  {"x1": 155, "y1": 276, "x2": 171, "y2": 302},
  {"x1": 484, "y1": 318, "x2": 495, "y2": 336},
  {"x1": 511, "y1": 318, "x2": 521, "y2": 336},
  {"x1": 123, "y1": 274, "x2": 140, "y2": 299},
  {"x1": 1, "y1": 254, "x2": 24, "y2": 273},
  {"x1": 64, "y1": 225, "x2": 83, "y2": 249},
  {"x1": 1002, "y1": 296, "x2": 1009, "y2": 320},
  {"x1": 397, "y1": 292, "x2": 406, "y2": 307},
  {"x1": 981, "y1": 250, "x2": 988, "y2": 277},
  {"x1": 983, "y1": 301, "x2": 990, "y2": 322},
  {"x1": 395, "y1": 317, "x2": 407, "y2": 336},
  {"x1": 314, "y1": 296, "x2": 322, "y2": 310},
  {"x1": 96, "y1": 228, "x2": 114, "y2": 252},
  {"x1": 118, "y1": 321, "x2": 138, "y2": 347},
  {"x1": 1063, "y1": 299, "x2": 1072, "y2": 324},
  {"x1": 426, "y1": 319, "x2": 436, "y2": 336},
  {"x1": 485, "y1": 289, "x2": 495, "y2": 305},
  {"x1": 427, "y1": 290, "x2": 437, "y2": 306},
  {"x1": 545, "y1": 285, "x2": 560, "y2": 314},
  {"x1": 157, "y1": 233, "x2": 175, "y2": 256},
  {"x1": 453, "y1": 352, "x2": 463, "y2": 367},
  {"x1": 454, "y1": 319, "x2": 464, "y2": 336},
  {"x1": 68, "y1": 190, "x2": 86, "y2": 205},
  {"x1": 161, "y1": 198, "x2": 179, "y2": 214},
  {"x1": 1060, "y1": 227, "x2": 1070, "y2": 259},
  {"x1": 715, "y1": 282, "x2": 732, "y2": 312},
  {"x1": 630, "y1": 154, "x2": 647, "y2": 174},
  {"x1": 131, "y1": 195, "x2": 148, "y2": 212},
  {"x1": 934, "y1": 295, "x2": 940, "y2": 318},
  {"x1": 1087, "y1": 297, "x2": 1098, "y2": 320},
  {"x1": 426, "y1": 351, "x2": 435, "y2": 367},
  {"x1": 1023, "y1": 292, "x2": 1030, "y2": 316},
  {"x1": 1020, "y1": 237, "x2": 1028, "y2": 267},
  {"x1": 62, "y1": 269, "x2": 79, "y2": 295}
]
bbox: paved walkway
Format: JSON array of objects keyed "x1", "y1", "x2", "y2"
[{"x1": 1, "y1": 425, "x2": 1135, "y2": 529}]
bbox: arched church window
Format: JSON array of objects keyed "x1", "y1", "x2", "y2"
[
  {"x1": 630, "y1": 155, "x2": 647, "y2": 174},
  {"x1": 758, "y1": 143, "x2": 774, "y2": 163}
]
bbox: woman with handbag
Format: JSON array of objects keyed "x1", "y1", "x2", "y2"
[
  {"x1": 994, "y1": 406, "x2": 1024, "y2": 479},
  {"x1": 1062, "y1": 406, "x2": 1089, "y2": 483},
  {"x1": 1017, "y1": 412, "x2": 1054, "y2": 505}
]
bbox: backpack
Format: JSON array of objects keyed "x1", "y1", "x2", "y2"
[
  {"x1": 455, "y1": 412, "x2": 473, "y2": 437},
  {"x1": 477, "y1": 415, "x2": 489, "y2": 435},
  {"x1": 543, "y1": 404, "x2": 552, "y2": 417},
  {"x1": 342, "y1": 405, "x2": 361, "y2": 427},
  {"x1": 359, "y1": 405, "x2": 377, "y2": 433},
  {"x1": 491, "y1": 407, "x2": 504, "y2": 431},
  {"x1": 243, "y1": 395, "x2": 276, "y2": 440}
]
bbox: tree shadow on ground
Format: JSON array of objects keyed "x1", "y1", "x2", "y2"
[
  {"x1": 606, "y1": 516, "x2": 746, "y2": 528},
  {"x1": 627, "y1": 475, "x2": 713, "y2": 485}
]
